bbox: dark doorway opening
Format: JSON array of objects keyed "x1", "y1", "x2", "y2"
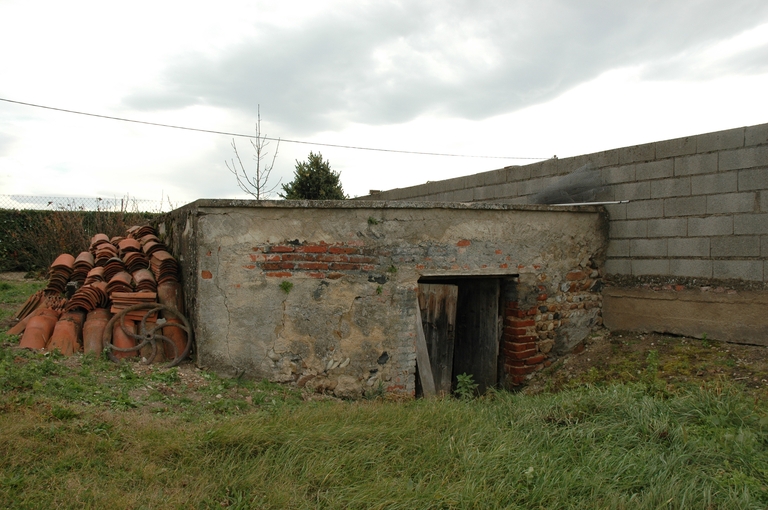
[{"x1": 415, "y1": 276, "x2": 515, "y2": 397}]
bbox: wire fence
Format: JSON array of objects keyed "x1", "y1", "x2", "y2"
[{"x1": 0, "y1": 195, "x2": 185, "y2": 212}]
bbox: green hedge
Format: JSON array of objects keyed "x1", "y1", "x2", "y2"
[{"x1": 0, "y1": 209, "x2": 158, "y2": 272}]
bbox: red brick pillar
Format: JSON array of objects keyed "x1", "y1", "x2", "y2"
[{"x1": 501, "y1": 301, "x2": 545, "y2": 385}]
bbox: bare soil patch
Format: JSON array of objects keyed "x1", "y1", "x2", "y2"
[{"x1": 0, "y1": 272, "x2": 33, "y2": 282}]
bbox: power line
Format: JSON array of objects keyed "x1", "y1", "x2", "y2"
[{"x1": 0, "y1": 97, "x2": 546, "y2": 160}]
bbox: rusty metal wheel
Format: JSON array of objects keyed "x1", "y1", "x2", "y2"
[{"x1": 103, "y1": 303, "x2": 192, "y2": 367}]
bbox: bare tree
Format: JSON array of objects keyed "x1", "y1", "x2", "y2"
[{"x1": 226, "y1": 106, "x2": 281, "y2": 200}]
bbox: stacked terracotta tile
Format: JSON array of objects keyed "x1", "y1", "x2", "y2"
[
  {"x1": 132, "y1": 268, "x2": 157, "y2": 293},
  {"x1": 128, "y1": 225, "x2": 157, "y2": 239},
  {"x1": 45, "y1": 254, "x2": 75, "y2": 294},
  {"x1": 103, "y1": 257, "x2": 127, "y2": 282},
  {"x1": 118, "y1": 238, "x2": 141, "y2": 256},
  {"x1": 93, "y1": 239, "x2": 118, "y2": 267},
  {"x1": 123, "y1": 251, "x2": 149, "y2": 273},
  {"x1": 13, "y1": 224, "x2": 187, "y2": 363},
  {"x1": 71, "y1": 252, "x2": 94, "y2": 285},
  {"x1": 7, "y1": 291, "x2": 65, "y2": 336},
  {"x1": 110, "y1": 292, "x2": 159, "y2": 321},
  {"x1": 64, "y1": 281, "x2": 109, "y2": 312},
  {"x1": 106, "y1": 271, "x2": 134, "y2": 294},
  {"x1": 150, "y1": 251, "x2": 180, "y2": 284},
  {"x1": 84, "y1": 267, "x2": 105, "y2": 285}
]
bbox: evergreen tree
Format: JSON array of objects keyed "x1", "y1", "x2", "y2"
[{"x1": 280, "y1": 152, "x2": 347, "y2": 200}]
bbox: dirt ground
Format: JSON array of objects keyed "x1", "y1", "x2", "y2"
[{"x1": 0, "y1": 271, "x2": 32, "y2": 283}]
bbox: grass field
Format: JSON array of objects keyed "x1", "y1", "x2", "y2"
[{"x1": 1, "y1": 277, "x2": 767, "y2": 509}]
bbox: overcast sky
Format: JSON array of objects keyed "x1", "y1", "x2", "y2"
[{"x1": 1, "y1": 0, "x2": 767, "y2": 207}]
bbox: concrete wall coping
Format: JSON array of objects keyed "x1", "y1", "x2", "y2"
[
  {"x1": 181, "y1": 199, "x2": 605, "y2": 214},
  {"x1": 604, "y1": 286, "x2": 768, "y2": 305}
]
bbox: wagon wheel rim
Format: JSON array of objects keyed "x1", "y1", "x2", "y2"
[{"x1": 103, "y1": 303, "x2": 193, "y2": 368}]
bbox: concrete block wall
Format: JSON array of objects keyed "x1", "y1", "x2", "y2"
[{"x1": 367, "y1": 123, "x2": 768, "y2": 283}]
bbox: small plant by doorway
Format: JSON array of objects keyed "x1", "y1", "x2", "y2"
[{"x1": 455, "y1": 373, "x2": 478, "y2": 399}]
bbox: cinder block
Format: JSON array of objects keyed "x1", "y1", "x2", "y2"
[
  {"x1": 651, "y1": 177, "x2": 691, "y2": 198},
  {"x1": 656, "y1": 136, "x2": 697, "y2": 159},
  {"x1": 532, "y1": 158, "x2": 571, "y2": 178},
  {"x1": 663, "y1": 196, "x2": 706, "y2": 217},
  {"x1": 630, "y1": 238, "x2": 668, "y2": 257},
  {"x1": 604, "y1": 258, "x2": 631, "y2": 275},
  {"x1": 425, "y1": 192, "x2": 450, "y2": 202},
  {"x1": 429, "y1": 177, "x2": 463, "y2": 194},
  {"x1": 604, "y1": 203, "x2": 627, "y2": 220},
  {"x1": 648, "y1": 218, "x2": 687, "y2": 238},
  {"x1": 619, "y1": 143, "x2": 655, "y2": 165},
  {"x1": 481, "y1": 169, "x2": 508, "y2": 186},
  {"x1": 472, "y1": 182, "x2": 517, "y2": 201},
  {"x1": 668, "y1": 237, "x2": 710, "y2": 258},
  {"x1": 711, "y1": 236, "x2": 761, "y2": 257},
  {"x1": 444, "y1": 188, "x2": 474, "y2": 202},
  {"x1": 669, "y1": 259, "x2": 713, "y2": 278},
  {"x1": 610, "y1": 220, "x2": 648, "y2": 239},
  {"x1": 713, "y1": 260, "x2": 763, "y2": 281},
  {"x1": 765, "y1": 261, "x2": 768, "y2": 282},
  {"x1": 691, "y1": 172, "x2": 737, "y2": 196},
  {"x1": 505, "y1": 166, "x2": 531, "y2": 182},
  {"x1": 464, "y1": 172, "x2": 489, "y2": 189},
  {"x1": 498, "y1": 197, "x2": 528, "y2": 205},
  {"x1": 614, "y1": 181, "x2": 651, "y2": 201},
  {"x1": 602, "y1": 165, "x2": 635, "y2": 184},
  {"x1": 594, "y1": 186, "x2": 615, "y2": 202},
  {"x1": 762, "y1": 191, "x2": 768, "y2": 212},
  {"x1": 688, "y1": 216, "x2": 733, "y2": 236},
  {"x1": 707, "y1": 192, "x2": 758, "y2": 214},
  {"x1": 763, "y1": 236, "x2": 768, "y2": 257},
  {"x1": 374, "y1": 189, "x2": 398, "y2": 200},
  {"x1": 607, "y1": 239, "x2": 630, "y2": 257},
  {"x1": 493, "y1": 182, "x2": 519, "y2": 198},
  {"x1": 697, "y1": 127, "x2": 744, "y2": 153},
  {"x1": 568, "y1": 155, "x2": 592, "y2": 171},
  {"x1": 472, "y1": 185, "x2": 499, "y2": 201},
  {"x1": 734, "y1": 213, "x2": 768, "y2": 235},
  {"x1": 738, "y1": 168, "x2": 768, "y2": 191},
  {"x1": 674, "y1": 153, "x2": 718, "y2": 176},
  {"x1": 720, "y1": 146, "x2": 768, "y2": 171},
  {"x1": 632, "y1": 259, "x2": 670, "y2": 276},
  {"x1": 592, "y1": 150, "x2": 620, "y2": 168},
  {"x1": 519, "y1": 176, "x2": 557, "y2": 197},
  {"x1": 635, "y1": 160, "x2": 674, "y2": 180},
  {"x1": 626, "y1": 199, "x2": 663, "y2": 219},
  {"x1": 746, "y1": 124, "x2": 768, "y2": 147}
]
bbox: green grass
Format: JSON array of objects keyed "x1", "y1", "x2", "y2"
[
  {"x1": 0, "y1": 279, "x2": 45, "y2": 325},
  {"x1": 1, "y1": 279, "x2": 767, "y2": 508},
  {"x1": 0, "y1": 349, "x2": 766, "y2": 509}
]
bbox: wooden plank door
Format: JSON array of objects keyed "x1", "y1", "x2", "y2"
[
  {"x1": 453, "y1": 279, "x2": 500, "y2": 393},
  {"x1": 417, "y1": 284, "x2": 458, "y2": 396}
]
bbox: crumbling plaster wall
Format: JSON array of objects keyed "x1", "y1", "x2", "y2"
[{"x1": 159, "y1": 201, "x2": 606, "y2": 396}]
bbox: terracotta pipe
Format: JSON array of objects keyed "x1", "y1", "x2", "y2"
[
  {"x1": 112, "y1": 317, "x2": 139, "y2": 360},
  {"x1": 19, "y1": 308, "x2": 60, "y2": 350},
  {"x1": 83, "y1": 308, "x2": 111, "y2": 355},
  {"x1": 161, "y1": 317, "x2": 188, "y2": 361}
]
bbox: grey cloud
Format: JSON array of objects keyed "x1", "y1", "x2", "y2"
[
  {"x1": 643, "y1": 40, "x2": 768, "y2": 80},
  {"x1": 124, "y1": 1, "x2": 768, "y2": 134}
]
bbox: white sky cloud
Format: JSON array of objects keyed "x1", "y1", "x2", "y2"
[{"x1": 1, "y1": 0, "x2": 767, "y2": 204}]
